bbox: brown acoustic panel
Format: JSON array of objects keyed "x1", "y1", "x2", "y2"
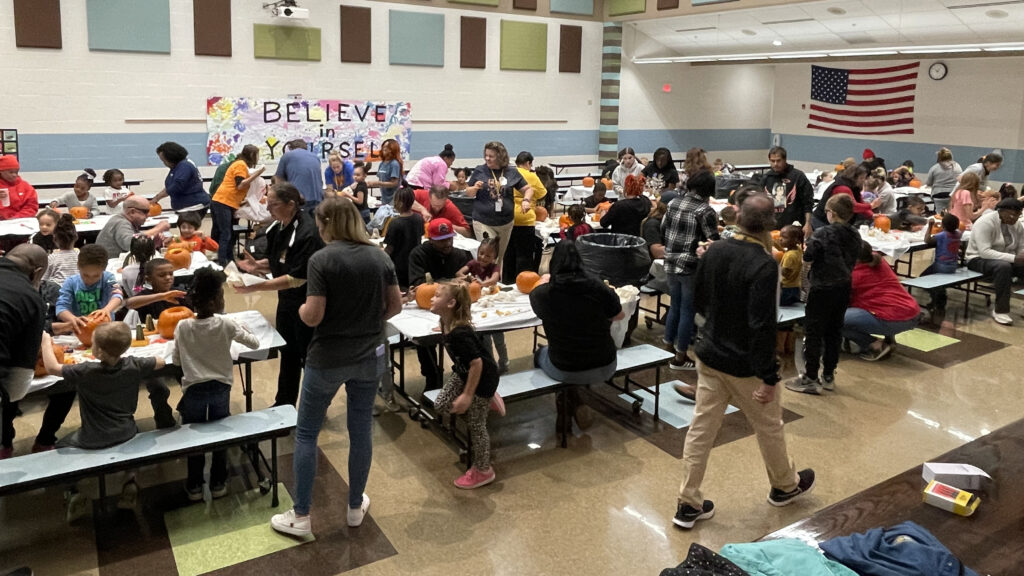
[
  {"x1": 340, "y1": 5, "x2": 371, "y2": 63},
  {"x1": 193, "y1": 0, "x2": 232, "y2": 56},
  {"x1": 14, "y1": 0, "x2": 62, "y2": 49},
  {"x1": 657, "y1": 0, "x2": 679, "y2": 9},
  {"x1": 559, "y1": 25, "x2": 582, "y2": 74},
  {"x1": 460, "y1": 16, "x2": 486, "y2": 69},
  {"x1": 514, "y1": 0, "x2": 538, "y2": 9}
]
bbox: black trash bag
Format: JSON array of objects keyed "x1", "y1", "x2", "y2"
[
  {"x1": 715, "y1": 175, "x2": 756, "y2": 200},
  {"x1": 575, "y1": 233, "x2": 651, "y2": 288}
]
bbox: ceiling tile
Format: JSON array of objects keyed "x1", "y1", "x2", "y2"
[{"x1": 820, "y1": 15, "x2": 898, "y2": 32}]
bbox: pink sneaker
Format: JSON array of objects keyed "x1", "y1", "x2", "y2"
[
  {"x1": 454, "y1": 467, "x2": 496, "y2": 489},
  {"x1": 489, "y1": 392, "x2": 506, "y2": 417},
  {"x1": 0, "y1": 446, "x2": 13, "y2": 460},
  {"x1": 31, "y1": 443, "x2": 55, "y2": 453}
]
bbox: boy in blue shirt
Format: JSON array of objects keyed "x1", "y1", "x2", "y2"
[{"x1": 56, "y1": 244, "x2": 123, "y2": 331}]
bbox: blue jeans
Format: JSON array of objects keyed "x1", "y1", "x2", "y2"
[
  {"x1": 209, "y1": 200, "x2": 235, "y2": 266},
  {"x1": 292, "y1": 353, "x2": 384, "y2": 515},
  {"x1": 665, "y1": 272, "x2": 697, "y2": 353},
  {"x1": 842, "y1": 307, "x2": 919, "y2": 350},
  {"x1": 536, "y1": 346, "x2": 616, "y2": 385},
  {"x1": 177, "y1": 381, "x2": 232, "y2": 489}
]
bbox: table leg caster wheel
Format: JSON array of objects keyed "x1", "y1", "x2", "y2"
[
  {"x1": 420, "y1": 418, "x2": 430, "y2": 429},
  {"x1": 409, "y1": 408, "x2": 419, "y2": 421},
  {"x1": 632, "y1": 400, "x2": 642, "y2": 415},
  {"x1": 645, "y1": 318, "x2": 653, "y2": 329},
  {"x1": 258, "y1": 479, "x2": 271, "y2": 495}
]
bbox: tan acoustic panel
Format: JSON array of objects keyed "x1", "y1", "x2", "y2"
[
  {"x1": 194, "y1": 0, "x2": 232, "y2": 56},
  {"x1": 559, "y1": 25, "x2": 582, "y2": 74},
  {"x1": 460, "y1": 16, "x2": 486, "y2": 69},
  {"x1": 340, "y1": 5, "x2": 372, "y2": 63},
  {"x1": 14, "y1": 0, "x2": 62, "y2": 49}
]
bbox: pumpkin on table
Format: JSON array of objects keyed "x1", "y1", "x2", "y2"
[
  {"x1": 165, "y1": 247, "x2": 192, "y2": 271},
  {"x1": 415, "y1": 282, "x2": 438, "y2": 310},
  {"x1": 148, "y1": 203, "x2": 162, "y2": 217},
  {"x1": 35, "y1": 343, "x2": 66, "y2": 377},
  {"x1": 559, "y1": 214, "x2": 572, "y2": 229},
  {"x1": 516, "y1": 271, "x2": 541, "y2": 294},
  {"x1": 873, "y1": 214, "x2": 891, "y2": 233},
  {"x1": 534, "y1": 206, "x2": 549, "y2": 222},
  {"x1": 469, "y1": 281, "x2": 483, "y2": 303},
  {"x1": 78, "y1": 313, "x2": 110, "y2": 348},
  {"x1": 69, "y1": 206, "x2": 89, "y2": 220},
  {"x1": 158, "y1": 306, "x2": 195, "y2": 339},
  {"x1": 582, "y1": 177, "x2": 595, "y2": 188}
]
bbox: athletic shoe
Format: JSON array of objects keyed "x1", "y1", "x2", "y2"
[
  {"x1": 489, "y1": 392, "x2": 507, "y2": 417},
  {"x1": 454, "y1": 467, "x2": 496, "y2": 490},
  {"x1": 185, "y1": 484, "x2": 204, "y2": 502},
  {"x1": 210, "y1": 483, "x2": 229, "y2": 499},
  {"x1": 271, "y1": 508, "x2": 311, "y2": 537},
  {"x1": 672, "y1": 500, "x2": 714, "y2": 529},
  {"x1": 992, "y1": 311, "x2": 1013, "y2": 325},
  {"x1": 859, "y1": 343, "x2": 892, "y2": 362},
  {"x1": 785, "y1": 374, "x2": 822, "y2": 395},
  {"x1": 574, "y1": 405, "x2": 594, "y2": 429},
  {"x1": 65, "y1": 490, "x2": 90, "y2": 523},
  {"x1": 347, "y1": 493, "x2": 371, "y2": 526},
  {"x1": 382, "y1": 394, "x2": 402, "y2": 413},
  {"x1": 820, "y1": 373, "x2": 835, "y2": 392},
  {"x1": 673, "y1": 383, "x2": 696, "y2": 402},
  {"x1": 768, "y1": 468, "x2": 816, "y2": 507},
  {"x1": 669, "y1": 352, "x2": 696, "y2": 371},
  {"x1": 117, "y1": 479, "x2": 139, "y2": 510}
]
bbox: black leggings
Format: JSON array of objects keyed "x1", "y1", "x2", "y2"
[
  {"x1": 803, "y1": 284, "x2": 851, "y2": 379},
  {"x1": 275, "y1": 300, "x2": 315, "y2": 406}
]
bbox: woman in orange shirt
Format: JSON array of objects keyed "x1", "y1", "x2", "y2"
[{"x1": 210, "y1": 145, "x2": 265, "y2": 265}]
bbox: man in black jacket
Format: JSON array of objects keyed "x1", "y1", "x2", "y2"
[
  {"x1": 672, "y1": 194, "x2": 815, "y2": 530},
  {"x1": 763, "y1": 146, "x2": 814, "y2": 239}
]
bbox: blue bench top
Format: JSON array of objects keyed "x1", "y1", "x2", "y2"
[
  {"x1": 779, "y1": 304, "x2": 806, "y2": 325},
  {"x1": 901, "y1": 268, "x2": 982, "y2": 289},
  {"x1": 0, "y1": 405, "x2": 296, "y2": 496}
]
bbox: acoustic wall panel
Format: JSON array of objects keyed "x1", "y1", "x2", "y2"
[
  {"x1": 193, "y1": 0, "x2": 232, "y2": 56},
  {"x1": 559, "y1": 25, "x2": 582, "y2": 73},
  {"x1": 658, "y1": 0, "x2": 680, "y2": 9},
  {"x1": 253, "y1": 24, "x2": 321, "y2": 61},
  {"x1": 460, "y1": 16, "x2": 487, "y2": 69},
  {"x1": 389, "y1": 11, "x2": 444, "y2": 67},
  {"x1": 86, "y1": 0, "x2": 171, "y2": 53},
  {"x1": 500, "y1": 20, "x2": 546, "y2": 72},
  {"x1": 607, "y1": 0, "x2": 646, "y2": 16},
  {"x1": 14, "y1": 0, "x2": 62, "y2": 49},
  {"x1": 340, "y1": 5, "x2": 372, "y2": 63},
  {"x1": 513, "y1": 0, "x2": 538, "y2": 10},
  {"x1": 550, "y1": 0, "x2": 594, "y2": 16},
  {"x1": 449, "y1": 0, "x2": 500, "y2": 6}
]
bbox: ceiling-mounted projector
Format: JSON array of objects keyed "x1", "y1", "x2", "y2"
[{"x1": 273, "y1": 6, "x2": 309, "y2": 19}]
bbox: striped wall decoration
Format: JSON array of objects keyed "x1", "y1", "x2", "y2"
[{"x1": 599, "y1": 22, "x2": 622, "y2": 161}]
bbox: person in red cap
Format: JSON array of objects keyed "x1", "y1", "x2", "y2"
[
  {"x1": 0, "y1": 155, "x2": 39, "y2": 220},
  {"x1": 861, "y1": 148, "x2": 886, "y2": 173}
]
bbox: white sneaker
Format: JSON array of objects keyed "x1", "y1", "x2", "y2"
[
  {"x1": 347, "y1": 493, "x2": 370, "y2": 527},
  {"x1": 270, "y1": 508, "x2": 311, "y2": 537},
  {"x1": 992, "y1": 311, "x2": 1013, "y2": 325},
  {"x1": 65, "y1": 491, "x2": 90, "y2": 524}
]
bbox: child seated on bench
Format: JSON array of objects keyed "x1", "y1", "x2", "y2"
[
  {"x1": 40, "y1": 323, "x2": 165, "y2": 520},
  {"x1": 920, "y1": 213, "x2": 962, "y2": 311},
  {"x1": 430, "y1": 282, "x2": 499, "y2": 490},
  {"x1": 172, "y1": 268, "x2": 259, "y2": 501}
]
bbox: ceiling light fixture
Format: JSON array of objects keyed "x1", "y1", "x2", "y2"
[
  {"x1": 772, "y1": 40, "x2": 783, "y2": 46},
  {"x1": 632, "y1": 41, "x2": 1024, "y2": 64},
  {"x1": 826, "y1": 6, "x2": 847, "y2": 15}
]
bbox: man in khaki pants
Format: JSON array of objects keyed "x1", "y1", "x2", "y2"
[{"x1": 673, "y1": 194, "x2": 816, "y2": 529}]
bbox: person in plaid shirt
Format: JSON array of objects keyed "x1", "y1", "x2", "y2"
[{"x1": 661, "y1": 171, "x2": 720, "y2": 371}]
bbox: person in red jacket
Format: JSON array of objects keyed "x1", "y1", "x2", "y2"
[
  {"x1": 0, "y1": 155, "x2": 39, "y2": 220},
  {"x1": 843, "y1": 241, "x2": 921, "y2": 361}
]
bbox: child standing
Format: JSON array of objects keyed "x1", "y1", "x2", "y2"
[
  {"x1": 340, "y1": 162, "x2": 371, "y2": 223},
  {"x1": 172, "y1": 268, "x2": 259, "y2": 500},
  {"x1": 779, "y1": 225, "x2": 803, "y2": 306},
  {"x1": 56, "y1": 244, "x2": 124, "y2": 334},
  {"x1": 429, "y1": 282, "x2": 499, "y2": 489},
  {"x1": 51, "y1": 170, "x2": 99, "y2": 217},
  {"x1": 560, "y1": 204, "x2": 593, "y2": 241},
  {"x1": 457, "y1": 236, "x2": 509, "y2": 374},
  {"x1": 786, "y1": 194, "x2": 861, "y2": 394},
  {"x1": 176, "y1": 211, "x2": 219, "y2": 255},
  {"x1": 102, "y1": 168, "x2": 132, "y2": 214},
  {"x1": 383, "y1": 187, "x2": 425, "y2": 291},
  {"x1": 120, "y1": 236, "x2": 156, "y2": 297},
  {"x1": 32, "y1": 208, "x2": 59, "y2": 252},
  {"x1": 42, "y1": 213, "x2": 79, "y2": 285},
  {"x1": 920, "y1": 213, "x2": 962, "y2": 311}
]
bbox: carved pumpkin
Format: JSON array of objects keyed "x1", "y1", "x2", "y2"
[
  {"x1": 148, "y1": 203, "x2": 162, "y2": 217},
  {"x1": 165, "y1": 239, "x2": 193, "y2": 253},
  {"x1": 516, "y1": 271, "x2": 541, "y2": 294},
  {"x1": 158, "y1": 306, "x2": 194, "y2": 339},
  {"x1": 908, "y1": 179, "x2": 922, "y2": 189},
  {"x1": 873, "y1": 214, "x2": 891, "y2": 233},
  {"x1": 165, "y1": 247, "x2": 192, "y2": 271},
  {"x1": 469, "y1": 281, "x2": 483, "y2": 303},
  {"x1": 35, "y1": 343, "x2": 65, "y2": 377},
  {"x1": 582, "y1": 177, "x2": 595, "y2": 188},
  {"x1": 559, "y1": 214, "x2": 572, "y2": 228},
  {"x1": 534, "y1": 206, "x2": 548, "y2": 222},
  {"x1": 69, "y1": 206, "x2": 89, "y2": 220},
  {"x1": 79, "y1": 313, "x2": 110, "y2": 348},
  {"x1": 415, "y1": 283, "x2": 438, "y2": 310}
]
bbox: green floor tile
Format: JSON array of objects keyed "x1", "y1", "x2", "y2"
[{"x1": 894, "y1": 329, "x2": 960, "y2": 353}]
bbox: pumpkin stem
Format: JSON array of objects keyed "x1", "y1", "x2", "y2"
[{"x1": 145, "y1": 314, "x2": 156, "y2": 331}]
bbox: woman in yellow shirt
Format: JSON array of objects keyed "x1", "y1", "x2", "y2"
[
  {"x1": 210, "y1": 145, "x2": 265, "y2": 265},
  {"x1": 502, "y1": 151, "x2": 549, "y2": 282}
]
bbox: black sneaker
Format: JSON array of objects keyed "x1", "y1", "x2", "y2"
[
  {"x1": 672, "y1": 500, "x2": 714, "y2": 529},
  {"x1": 768, "y1": 468, "x2": 815, "y2": 507}
]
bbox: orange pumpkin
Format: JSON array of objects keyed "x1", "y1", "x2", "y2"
[
  {"x1": 79, "y1": 314, "x2": 110, "y2": 348},
  {"x1": 771, "y1": 229, "x2": 782, "y2": 241},
  {"x1": 908, "y1": 179, "x2": 922, "y2": 189},
  {"x1": 415, "y1": 283, "x2": 438, "y2": 310},
  {"x1": 469, "y1": 281, "x2": 483, "y2": 303},
  {"x1": 35, "y1": 343, "x2": 65, "y2": 377},
  {"x1": 602, "y1": 178, "x2": 613, "y2": 190},
  {"x1": 559, "y1": 214, "x2": 572, "y2": 228},
  {"x1": 873, "y1": 214, "x2": 891, "y2": 233},
  {"x1": 158, "y1": 306, "x2": 195, "y2": 339},
  {"x1": 772, "y1": 249, "x2": 784, "y2": 263},
  {"x1": 534, "y1": 206, "x2": 549, "y2": 222},
  {"x1": 516, "y1": 271, "x2": 541, "y2": 294},
  {"x1": 165, "y1": 247, "x2": 192, "y2": 271},
  {"x1": 165, "y1": 239, "x2": 193, "y2": 253},
  {"x1": 582, "y1": 177, "x2": 595, "y2": 187},
  {"x1": 69, "y1": 206, "x2": 89, "y2": 220},
  {"x1": 148, "y1": 203, "x2": 162, "y2": 217}
]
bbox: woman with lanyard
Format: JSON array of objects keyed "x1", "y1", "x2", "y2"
[
  {"x1": 465, "y1": 141, "x2": 533, "y2": 266},
  {"x1": 269, "y1": 197, "x2": 402, "y2": 538},
  {"x1": 151, "y1": 141, "x2": 211, "y2": 218},
  {"x1": 234, "y1": 182, "x2": 324, "y2": 407}
]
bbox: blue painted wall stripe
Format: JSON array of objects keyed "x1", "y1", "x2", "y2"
[{"x1": 600, "y1": 99, "x2": 619, "y2": 106}]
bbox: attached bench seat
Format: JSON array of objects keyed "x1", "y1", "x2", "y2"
[
  {"x1": 901, "y1": 268, "x2": 985, "y2": 314},
  {"x1": 0, "y1": 405, "x2": 297, "y2": 507}
]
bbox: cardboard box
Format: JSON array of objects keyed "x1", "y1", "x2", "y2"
[
  {"x1": 923, "y1": 480, "x2": 980, "y2": 517},
  {"x1": 922, "y1": 462, "x2": 991, "y2": 490}
]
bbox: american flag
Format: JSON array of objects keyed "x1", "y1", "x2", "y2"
[{"x1": 807, "y1": 62, "x2": 919, "y2": 136}]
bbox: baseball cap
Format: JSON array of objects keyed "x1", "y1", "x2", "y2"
[{"x1": 427, "y1": 218, "x2": 455, "y2": 240}]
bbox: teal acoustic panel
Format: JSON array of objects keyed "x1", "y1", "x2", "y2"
[
  {"x1": 550, "y1": 0, "x2": 594, "y2": 15},
  {"x1": 389, "y1": 10, "x2": 445, "y2": 67},
  {"x1": 86, "y1": 0, "x2": 171, "y2": 53}
]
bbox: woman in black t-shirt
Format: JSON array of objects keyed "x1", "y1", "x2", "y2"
[{"x1": 600, "y1": 173, "x2": 652, "y2": 236}]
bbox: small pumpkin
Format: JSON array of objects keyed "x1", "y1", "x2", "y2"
[
  {"x1": 771, "y1": 229, "x2": 782, "y2": 241},
  {"x1": 602, "y1": 178, "x2": 613, "y2": 190},
  {"x1": 148, "y1": 203, "x2": 162, "y2": 217},
  {"x1": 79, "y1": 313, "x2": 110, "y2": 348},
  {"x1": 158, "y1": 306, "x2": 195, "y2": 339},
  {"x1": 908, "y1": 179, "x2": 922, "y2": 189},
  {"x1": 559, "y1": 214, "x2": 572, "y2": 229},
  {"x1": 35, "y1": 343, "x2": 66, "y2": 377},
  {"x1": 516, "y1": 271, "x2": 541, "y2": 294},
  {"x1": 165, "y1": 247, "x2": 192, "y2": 271},
  {"x1": 873, "y1": 214, "x2": 891, "y2": 233},
  {"x1": 469, "y1": 281, "x2": 483, "y2": 303},
  {"x1": 165, "y1": 239, "x2": 193, "y2": 253},
  {"x1": 534, "y1": 206, "x2": 548, "y2": 222},
  {"x1": 415, "y1": 283, "x2": 438, "y2": 310},
  {"x1": 582, "y1": 177, "x2": 595, "y2": 188},
  {"x1": 69, "y1": 206, "x2": 89, "y2": 220}
]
